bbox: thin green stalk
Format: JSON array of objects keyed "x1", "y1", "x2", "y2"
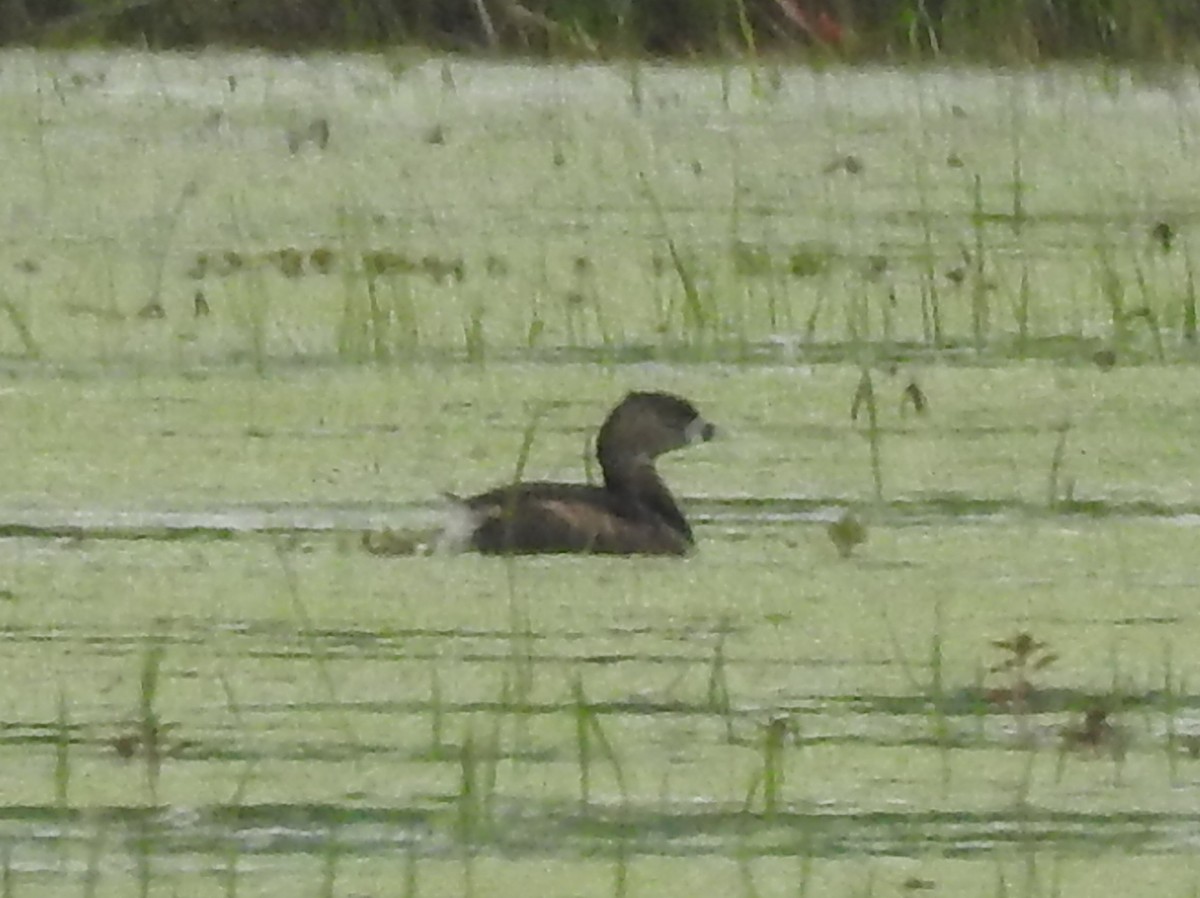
[
  {"x1": 879, "y1": 605, "x2": 922, "y2": 693},
  {"x1": 0, "y1": 293, "x2": 40, "y2": 358},
  {"x1": 365, "y1": 274, "x2": 390, "y2": 363},
  {"x1": 853, "y1": 366, "x2": 884, "y2": 502},
  {"x1": 138, "y1": 636, "x2": 165, "y2": 804},
  {"x1": 796, "y1": 850, "x2": 814, "y2": 898},
  {"x1": 273, "y1": 542, "x2": 359, "y2": 753},
  {"x1": 146, "y1": 178, "x2": 200, "y2": 313},
  {"x1": 1015, "y1": 261, "x2": 1031, "y2": 354},
  {"x1": 571, "y1": 675, "x2": 628, "y2": 807},
  {"x1": 706, "y1": 619, "x2": 734, "y2": 740},
  {"x1": 1046, "y1": 419, "x2": 1072, "y2": 508},
  {"x1": 1097, "y1": 240, "x2": 1125, "y2": 348},
  {"x1": 731, "y1": 0, "x2": 761, "y2": 95},
  {"x1": 1132, "y1": 261, "x2": 1165, "y2": 361},
  {"x1": 430, "y1": 664, "x2": 445, "y2": 756},
  {"x1": 638, "y1": 172, "x2": 708, "y2": 339},
  {"x1": 626, "y1": 57, "x2": 643, "y2": 112},
  {"x1": 83, "y1": 824, "x2": 104, "y2": 898},
  {"x1": 1162, "y1": 644, "x2": 1180, "y2": 783},
  {"x1": 971, "y1": 174, "x2": 990, "y2": 352},
  {"x1": 504, "y1": 560, "x2": 535, "y2": 718},
  {"x1": 134, "y1": 816, "x2": 152, "y2": 898},
  {"x1": 612, "y1": 829, "x2": 629, "y2": 898},
  {"x1": 403, "y1": 844, "x2": 420, "y2": 898},
  {"x1": 220, "y1": 839, "x2": 240, "y2": 898},
  {"x1": 0, "y1": 841, "x2": 11, "y2": 898},
  {"x1": 54, "y1": 687, "x2": 70, "y2": 809},
  {"x1": 1183, "y1": 245, "x2": 1197, "y2": 344},
  {"x1": 760, "y1": 717, "x2": 788, "y2": 815},
  {"x1": 456, "y1": 723, "x2": 480, "y2": 843},
  {"x1": 468, "y1": 0, "x2": 497, "y2": 48},
  {"x1": 481, "y1": 692, "x2": 503, "y2": 824},
  {"x1": 572, "y1": 674, "x2": 593, "y2": 810},
  {"x1": 1009, "y1": 83, "x2": 1026, "y2": 227},
  {"x1": 463, "y1": 302, "x2": 486, "y2": 363},
  {"x1": 912, "y1": 89, "x2": 942, "y2": 346},
  {"x1": 737, "y1": 845, "x2": 761, "y2": 898},
  {"x1": 929, "y1": 596, "x2": 951, "y2": 793},
  {"x1": 318, "y1": 830, "x2": 340, "y2": 898},
  {"x1": 497, "y1": 407, "x2": 550, "y2": 556}
]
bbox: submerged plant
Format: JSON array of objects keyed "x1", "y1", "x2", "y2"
[
  {"x1": 1056, "y1": 702, "x2": 1128, "y2": 786},
  {"x1": 1060, "y1": 705, "x2": 1121, "y2": 753},
  {"x1": 828, "y1": 509, "x2": 867, "y2": 558}
]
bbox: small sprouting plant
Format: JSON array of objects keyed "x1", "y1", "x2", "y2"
[
  {"x1": 987, "y1": 631, "x2": 1057, "y2": 711},
  {"x1": 455, "y1": 723, "x2": 482, "y2": 843},
  {"x1": 850, "y1": 366, "x2": 884, "y2": 501},
  {"x1": 743, "y1": 715, "x2": 792, "y2": 815},
  {"x1": 706, "y1": 618, "x2": 734, "y2": 740},
  {"x1": 1046, "y1": 418, "x2": 1074, "y2": 508},
  {"x1": 54, "y1": 688, "x2": 71, "y2": 809},
  {"x1": 137, "y1": 636, "x2": 165, "y2": 802}
]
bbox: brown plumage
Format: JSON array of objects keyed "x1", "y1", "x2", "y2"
[{"x1": 458, "y1": 391, "x2": 715, "y2": 556}]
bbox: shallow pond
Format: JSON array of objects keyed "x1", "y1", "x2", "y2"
[{"x1": 0, "y1": 50, "x2": 1199, "y2": 896}]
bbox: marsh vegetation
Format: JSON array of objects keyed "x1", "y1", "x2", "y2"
[{"x1": 0, "y1": 50, "x2": 1199, "y2": 895}]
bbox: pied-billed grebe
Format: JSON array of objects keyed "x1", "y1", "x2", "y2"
[{"x1": 452, "y1": 391, "x2": 715, "y2": 555}]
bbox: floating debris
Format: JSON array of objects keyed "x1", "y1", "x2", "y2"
[
  {"x1": 824, "y1": 153, "x2": 863, "y2": 175},
  {"x1": 1151, "y1": 220, "x2": 1175, "y2": 253},
  {"x1": 788, "y1": 246, "x2": 831, "y2": 278},
  {"x1": 363, "y1": 250, "x2": 413, "y2": 277},
  {"x1": 484, "y1": 254, "x2": 509, "y2": 277},
  {"x1": 1061, "y1": 705, "x2": 1126, "y2": 758},
  {"x1": 216, "y1": 251, "x2": 245, "y2": 276},
  {"x1": 136, "y1": 299, "x2": 165, "y2": 320},
  {"x1": 901, "y1": 379, "x2": 928, "y2": 415},
  {"x1": 362, "y1": 529, "x2": 433, "y2": 557},
  {"x1": 863, "y1": 254, "x2": 888, "y2": 280},
  {"x1": 309, "y1": 247, "x2": 336, "y2": 274},
  {"x1": 185, "y1": 253, "x2": 208, "y2": 280},
  {"x1": 271, "y1": 247, "x2": 305, "y2": 278},
  {"x1": 1092, "y1": 348, "x2": 1117, "y2": 371}
]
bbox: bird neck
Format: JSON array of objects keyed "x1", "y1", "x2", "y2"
[{"x1": 600, "y1": 451, "x2": 692, "y2": 541}]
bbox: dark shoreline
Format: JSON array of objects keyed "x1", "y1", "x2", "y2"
[{"x1": 8, "y1": 0, "x2": 1200, "y2": 63}]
